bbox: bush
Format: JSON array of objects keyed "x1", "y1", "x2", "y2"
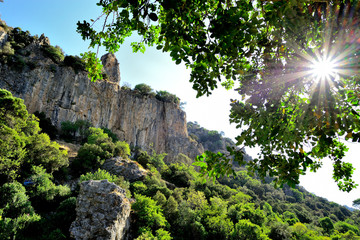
[
  {"x1": 132, "y1": 194, "x2": 168, "y2": 232},
  {"x1": 0, "y1": 181, "x2": 34, "y2": 219},
  {"x1": 60, "y1": 120, "x2": 91, "y2": 142},
  {"x1": 134, "y1": 83, "x2": 153, "y2": 95},
  {"x1": 24, "y1": 132, "x2": 68, "y2": 174},
  {"x1": 114, "y1": 141, "x2": 131, "y2": 159},
  {"x1": 41, "y1": 45, "x2": 64, "y2": 63},
  {"x1": 80, "y1": 169, "x2": 131, "y2": 197},
  {"x1": 155, "y1": 90, "x2": 180, "y2": 104},
  {"x1": 28, "y1": 165, "x2": 70, "y2": 202},
  {"x1": 63, "y1": 55, "x2": 85, "y2": 73},
  {"x1": 101, "y1": 127, "x2": 119, "y2": 142},
  {"x1": 0, "y1": 42, "x2": 15, "y2": 55},
  {"x1": 72, "y1": 143, "x2": 109, "y2": 174}
]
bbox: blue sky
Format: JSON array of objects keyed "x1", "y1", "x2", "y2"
[{"x1": 1, "y1": 0, "x2": 360, "y2": 207}]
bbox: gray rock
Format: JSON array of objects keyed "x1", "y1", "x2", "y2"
[
  {"x1": 0, "y1": 32, "x2": 204, "y2": 162},
  {"x1": 70, "y1": 180, "x2": 131, "y2": 240},
  {"x1": 101, "y1": 53, "x2": 121, "y2": 84},
  {"x1": 102, "y1": 157, "x2": 147, "y2": 182}
]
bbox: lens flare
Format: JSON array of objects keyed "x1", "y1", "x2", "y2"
[{"x1": 311, "y1": 58, "x2": 338, "y2": 81}]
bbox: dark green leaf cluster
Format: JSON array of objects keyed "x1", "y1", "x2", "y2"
[
  {"x1": 0, "y1": 89, "x2": 75, "y2": 240},
  {"x1": 155, "y1": 90, "x2": 180, "y2": 104},
  {"x1": 60, "y1": 119, "x2": 92, "y2": 142},
  {"x1": 134, "y1": 83, "x2": 154, "y2": 95},
  {"x1": 63, "y1": 55, "x2": 86, "y2": 73},
  {"x1": 71, "y1": 127, "x2": 131, "y2": 174},
  {"x1": 41, "y1": 45, "x2": 65, "y2": 63}
]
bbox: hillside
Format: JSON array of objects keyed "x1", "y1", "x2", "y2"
[{"x1": 1, "y1": 19, "x2": 360, "y2": 240}]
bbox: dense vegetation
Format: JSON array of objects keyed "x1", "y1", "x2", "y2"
[
  {"x1": 77, "y1": 0, "x2": 360, "y2": 192},
  {"x1": 1, "y1": 89, "x2": 360, "y2": 239}
]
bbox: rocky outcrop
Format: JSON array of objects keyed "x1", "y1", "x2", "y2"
[
  {"x1": 70, "y1": 180, "x2": 131, "y2": 240},
  {"x1": 102, "y1": 157, "x2": 148, "y2": 182},
  {"x1": 0, "y1": 28, "x2": 204, "y2": 161},
  {"x1": 101, "y1": 53, "x2": 120, "y2": 84}
]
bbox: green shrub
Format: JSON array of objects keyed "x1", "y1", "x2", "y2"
[
  {"x1": 134, "y1": 83, "x2": 153, "y2": 95},
  {"x1": 135, "y1": 149, "x2": 151, "y2": 168},
  {"x1": 28, "y1": 165, "x2": 70, "y2": 202},
  {"x1": 87, "y1": 127, "x2": 109, "y2": 144},
  {"x1": 114, "y1": 141, "x2": 131, "y2": 159},
  {"x1": 121, "y1": 82, "x2": 132, "y2": 90},
  {"x1": 0, "y1": 42, "x2": 15, "y2": 55},
  {"x1": 41, "y1": 45, "x2": 64, "y2": 63},
  {"x1": 155, "y1": 90, "x2": 180, "y2": 104},
  {"x1": 101, "y1": 127, "x2": 119, "y2": 142},
  {"x1": 63, "y1": 55, "x2": 85, "y2": 73},
  {"x1": 72, "y1": 143, "x2": 109, "y2": 174},
  {"x1": 132, "y1": 194, "x2": 168, "y2": 231},
  {"x1": 80, "y1": 169, "x2": 131, "y2": 197},
  {"x1": 24, "y1": 132, "x2": 68, "y2": 174},
  {"x1": 7, "y1": 54, "x2": 26, "y2": 71},
  {"x1": 60, "y1": 120, "x2": 91, "y2": 142},
  {"x1": 0, "y1": 181, "x2": 34, "y2": 219}
]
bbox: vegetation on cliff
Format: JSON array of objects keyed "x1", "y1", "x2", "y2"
[{"x1": 1, "y1": 89, "x2": 360, "y2": 239}]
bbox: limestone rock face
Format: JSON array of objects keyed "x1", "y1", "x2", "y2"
[
  {"x1": 0, "y1": 35, "x2": 203, "y2": 161},
  {"x1": 70, "y1": 180, "x2": 131, "y2": 240},
  {"x1": 101, "y1": 53, "x2": 120, "y2": 83},
  {"x1": 102, "y1": 157, "x2": 147, "y2": 182}
]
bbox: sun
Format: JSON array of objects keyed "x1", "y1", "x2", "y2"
[{"x1": 310, "y1": 57, "x2": 338, "y2": 81}]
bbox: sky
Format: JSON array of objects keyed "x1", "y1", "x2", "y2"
[{"x1": 1, "y1": 0, "x2": 359, "y2": 207}]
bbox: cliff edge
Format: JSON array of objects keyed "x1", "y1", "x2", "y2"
[{"x1": 0, "y1": 21, "x2": 203, "y2": 161}]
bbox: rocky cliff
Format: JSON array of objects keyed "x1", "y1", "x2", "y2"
[{"x1": 0, "y1": 21, "x2": 203, "y2": 161}]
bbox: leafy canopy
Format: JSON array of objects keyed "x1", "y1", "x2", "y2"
[{"x1": 77, "y1": 0, "x2": 360, "y2": 191}]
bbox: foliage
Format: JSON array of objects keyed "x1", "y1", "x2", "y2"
[
  {"x1": 0, "y1": 181, "x2": 34, "y2": 219},
  {"x1": 63, "y1": 55, "x2": 86, "y2": 73},
  {"x1": 60, "y1": 120, "x2": 91, "y2": 142},
  {"x1": 78, "y1": 0, "x2": 360, "y2": 191},
  {"x1": 0, "y1": 89, "x2": 68, "y2": 184},
  {"x1": 132, "y1": 194, "x2": 168, "y2": 235},
  {"x1": 79, "y1": 168, "x2": 131, "y2": 197},
  {"x1": 24, "y1": 132, "x2": 68, "y2": 174},
  {"x1": 353, "y1": 199, "x2": 360, "y2": 209},
  {"x1": 232, "y1": 219, "x2": 268, "y2": 240},
  {"x1": 72, "y1": 127, "x2": 130, "y2": 173},
  {"x1": 155, "y1": 90, "x2": 180, "y2": 104},
  {"x1": 319, "y1": 217, "x2": 335, "y2": 235},
  {"x1": 27, "y1": 165, "x2": 70, "y2": 202},
  {"x1": 101, "y1": 127, "x2": 119, "y2": 142},
  {"x1": 134, "y1": 83, "x2": 154, "y2": 95},
  {"x1": 72, "y1": 143, "x2": 108, "y2": 173},
  {"x1": 80, "y1": 51, "x2": 103, "y2": 82},
  {"x1": 334, "y1": 221, "x2": 359, "y2": 235},
  {"x1": 41, "y1": 45, "x2": 64, "y2": 63}
]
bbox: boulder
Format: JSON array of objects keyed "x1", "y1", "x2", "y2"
[
  {"x1": 102, "y1": 157, "x2": 148, "y2": 182},
  {"x1": 70, "y1": 180, "x2": 131, "y2": 240}
]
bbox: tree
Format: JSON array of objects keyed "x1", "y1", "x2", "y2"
[
  {"x1": 77, "y1": 0, "x2": 360, "y2": 191},
  {"x1": 0, "y1": 89, "x2": 68, "y2": 183},
  {"x1": 319, "y1": 217, "x2": 334, "y2": 235},
  {"x1": 353, "y1": 198, "x2": 360, "y2": 209}
]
